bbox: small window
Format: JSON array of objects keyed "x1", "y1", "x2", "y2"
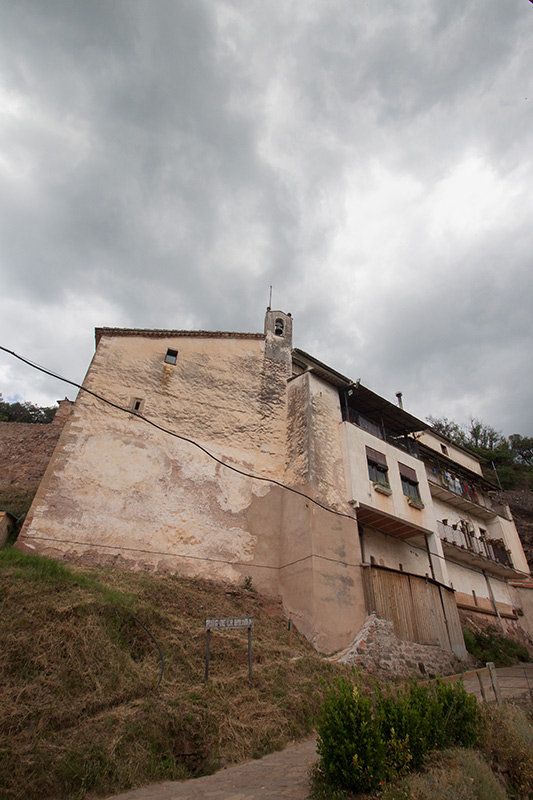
[
  {"x1": 399, "y1": 463, "x2": 421, "y2": 500},
  {"x1": 440, "y1": 444, "x2": 448, "y2": 455},
  {"x1": 274, "y1": 318, "x2": 284, "y2": 337},
  {"x1": 164, "y1": 348, "x2": 178, "y2": 365},
  {"x1": 130, "y1": 397, "x2": 144, "y2": 414},
  {"x1": 366, "y1": 446, "x2": 389, "y2": 486}
]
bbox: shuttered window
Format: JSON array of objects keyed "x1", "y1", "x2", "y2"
[
  {"x1": 399, "y1": 463, "x2": 420, "y2": 499},
  {"x1": 366, "y1": 446, "x2": 389, "y2": 484}
]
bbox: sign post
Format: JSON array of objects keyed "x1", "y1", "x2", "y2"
[{"x1": 205, "y1": 617, "x2": 254, "y2": 683}]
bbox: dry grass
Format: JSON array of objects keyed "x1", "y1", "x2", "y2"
[
  {"x1": 379, "y1": 749, "x2": 508, "y2": 800},
  {"x1": 0, "y1": 483, "x2": 37, "y2": 519},
  {"x1": 0, "y1": 548, "x2": 347, "y2": 800},
  {"x1": 479, "y1": 701, "x2": 533, "y2": 797}
]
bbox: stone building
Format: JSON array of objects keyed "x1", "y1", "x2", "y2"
[{"x1": 16, "y1": 311, "x2": 533, "y2": 666}]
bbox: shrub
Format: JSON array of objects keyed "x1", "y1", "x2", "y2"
[
  {"x1": 315, "y1": 676, "x2": 480, "y2": 795},
  {"x1": 315, "y1": 677, "x2": 386, "y2": 793},
  {"x1": 463, "y1": 625, "x2": 530, "y2": 666}
]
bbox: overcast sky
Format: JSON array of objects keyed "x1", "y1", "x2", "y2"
[{"x1": 0, "y1": 0, "x2": 532, "y2": 437}]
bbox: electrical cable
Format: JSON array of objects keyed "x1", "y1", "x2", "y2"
[
  {"x1": 1, "y1": 344, "x2": 529, "y2": 580},
  {"x1": 0, "y1": 345, "x2": 356, "y2": 523}
]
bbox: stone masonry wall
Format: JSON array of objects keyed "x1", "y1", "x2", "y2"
[
  {"x1": 334, "y1": 613, "x2": 468, "y2": 679},
  {"x1": 0, "y1": 400, "x2": 73, "y2": 486}
]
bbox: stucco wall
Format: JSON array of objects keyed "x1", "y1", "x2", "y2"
[
  {"x1": 342, "y1": 423, "x2": 435, "y2": 532},
  {"x1": 419, "y1": 430, "x2": 483, "y2": 475},
  {"x1": 281, "y1": 371, "x2": 366, "y2": 652},
  {"x1": 17, "y1": 317, "x2": 367, "y2": 653},
  {"x1": 18, "y1": 328, "x2": 290, "y2": 591}
]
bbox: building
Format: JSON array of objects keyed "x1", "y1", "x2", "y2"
[{"x1": 16, "y1": 310, "x2": 533, "y2": 668}]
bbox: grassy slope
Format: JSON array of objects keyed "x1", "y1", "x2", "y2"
[{"x1": 0, "y1": 549, "x2": 347, "y2": 800}]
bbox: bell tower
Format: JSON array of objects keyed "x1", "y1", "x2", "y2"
[{"x1": 264, "y1": 308, "x2": 293, "y2": 366}]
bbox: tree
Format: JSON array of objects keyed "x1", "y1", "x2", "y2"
[
  {"x1": 426, "y1": 414, "x2": 532, "y2": 490},
  {"x1": 0, "y1": 394, "x2": 57, "y2": 423},
  {"x1": 509, "y1": 434, "x2": 533, "y2": 466},
  {"x1": 426, "y1": 416, "x2": 467, "y2": 446}
]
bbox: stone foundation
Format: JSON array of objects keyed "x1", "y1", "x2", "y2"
[{"x1": 333, "y1": 614, "x2": 470, "y2": 679}]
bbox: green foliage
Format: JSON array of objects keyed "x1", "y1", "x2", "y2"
[
  {"x1": 427, "y1": 414, "x2": 533, "y2": 489},
  {"x1": 0, "y1": 394, "x2": 57, "y2": 423},
  {"x1": 509, "y1": 433, "x2": 533, "y2": 466},
  {"x1": 463, "y1": 625, "x2": 530, "y2": 666},
  {"x1": 316, "y1": 677, "x2": 386, "y2": 793},
  {"x1": 314, "y1": 677, "x2": 480, "y2": 796}
]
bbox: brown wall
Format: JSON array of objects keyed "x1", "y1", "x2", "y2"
[{"x1": 0, "y1": 400, "x2": 72, "y2": 486}]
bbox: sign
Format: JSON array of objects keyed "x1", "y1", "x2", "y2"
[
  {"x1": 205, "y1": 617, "x2": 254, "y2": 630},
  {"x1": 204, "y1": 617, "x2": 255, "y2": 682}
]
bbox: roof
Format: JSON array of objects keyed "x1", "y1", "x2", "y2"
[
  {"x1": 95, "y1": 327, "x2": 265, "y2": 347},
  {"x1": 293, "y1": 348, "x2": 428, "y2": 434}
]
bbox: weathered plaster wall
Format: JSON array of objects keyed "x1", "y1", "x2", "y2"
[
  {"x1": 342, "y1": 424, "x2": 435, "y2": 532},
  {"x1": 511, "y1": 586, "x2": 533, "y2": 639},
  {"x1": 281, "y1": 372, "x2": 366, "y2": 653},
  {"x1": 447, "y1": 561, "x2": 517, "y2": 618},
  {"x1": 18, "y1": 329, "x2": 290, "y2": 594},
  {"x1": 419, "y1": 430, "x2": 483, "y2": 475},
  {"x1": 360, "y1": 525, "x2": 432, "y2": 575}
]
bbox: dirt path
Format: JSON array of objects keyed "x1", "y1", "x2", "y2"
[{"x1": 103, "y1": 738, "x2": 318, "y2": 800}]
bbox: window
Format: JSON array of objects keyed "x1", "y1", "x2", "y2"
[
  {"x1": 132, "y1": 398, "x2": 142, "y2": 412},
  {"x1": 366, "y1": 446, "x2": 389, "y2": 486},
  {"x1": 164, "y1": 348, "x2": 178, "y2": 365},
  {"x1": 440, "y1": 443, "x2": 448, "y2": 455},
  {"x1": 274, "y1": 318, "x2": 284, "y2": 336},
  {"x1": 399, "y1": 463, "x2": 421, "y2": 500}
]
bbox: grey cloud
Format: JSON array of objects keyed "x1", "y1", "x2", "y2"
[{"x1": 0, "y1": 0, "x2": 532, "y2": 437}]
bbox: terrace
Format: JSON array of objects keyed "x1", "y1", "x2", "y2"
[{"x1": 437, "y1": 520, "x2": 515, "y2": 577}]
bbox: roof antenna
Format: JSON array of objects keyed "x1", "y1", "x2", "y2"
[{"x1": 267, "y1": 284, "x2": 272, "y2": 311}]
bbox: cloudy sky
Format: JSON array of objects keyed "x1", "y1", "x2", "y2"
[{"x1": 0, "y1": 0, "x2": 532, "y2": 437}]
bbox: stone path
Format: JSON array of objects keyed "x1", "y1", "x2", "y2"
[
  {"x1": 460, "y1": 662, "x2": 533, "y2": 702},
  {"x1": 103, "y1": 738, "x2": 318, "y2": 800}
]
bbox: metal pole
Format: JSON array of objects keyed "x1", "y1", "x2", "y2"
[
  {"x1": 248, "y1": 626, "x2": 252, "y2": 682},
  {"x1": 205, "y1": 629, "x2": 210, "y2": 683}
]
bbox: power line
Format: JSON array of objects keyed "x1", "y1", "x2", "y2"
[
  {"x1": 1, "y1": 344, "x2": 529, "y2": 580},
  {"x1": 0, "y1": 344, "x2": 356, "y2": 522}
]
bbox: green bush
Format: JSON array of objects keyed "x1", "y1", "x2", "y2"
[
  {"x1": 314, "y1": 677, "x2": 480, "y2": 795},
  {"x1": 463, "y1": 625, "x2": 530, "y2": 666},
  {"x1": 315, "y1": 677, "x2": 386, "y2": 793}
]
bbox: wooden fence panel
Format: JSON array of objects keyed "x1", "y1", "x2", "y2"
[
  {"x1": 409, "y1": 576, "x2": 439, "y2": 647},
  {"x1": 365, "y1": 565, "x2": 466, "y2": 657},
  {"x1": 439, "y1": 584, "x2": 467, "y2": 657}
]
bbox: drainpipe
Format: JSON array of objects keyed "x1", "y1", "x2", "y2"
[
  {"x1": 424, "y1": 534, "x2": 436, "y2": 581},
  {"x1": 483, "y1": 570, "x2": 505, "y2": 633}
]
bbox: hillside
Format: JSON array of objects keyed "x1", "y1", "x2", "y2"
[
  {"x1": 503, "y1": 490, "x2": 533, "y2": 571},
  {"x1": 0, "y1": 548, "x2": 347, "y2": 800}
]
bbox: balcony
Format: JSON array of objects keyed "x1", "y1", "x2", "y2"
[
  {"x1": 343, "y1": 408, "x2": 420, "y2": 457},
  {"x1": 437, "y1": 520, "x2": 515, "y2": 576},
  {"x1": 426, "y1": 467, "x2": 511, "y2": 521}
]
